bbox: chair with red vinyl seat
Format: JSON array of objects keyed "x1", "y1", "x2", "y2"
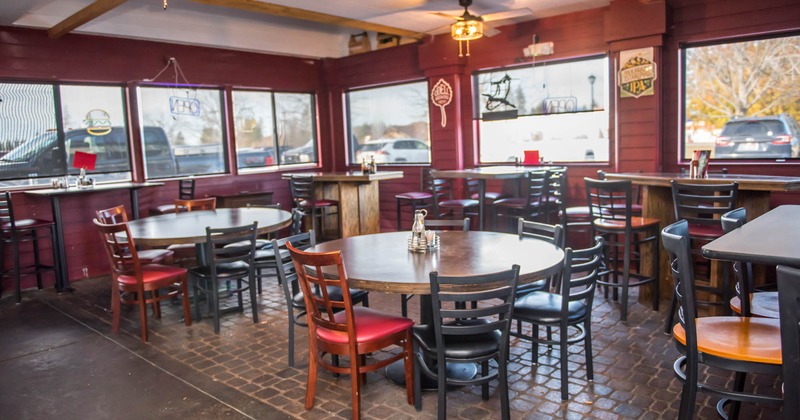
[
  {"x1": 432, "y1": 177, "x2": 479, "y2": 222},
  {"x1": 0, "y1": 191, "x2": 59, "y2": 303},
  {"x1": 287, "y1": 242, "x2": 414, "y2": 420},
  {"x1": 96, "y1": 205, "x2": 174, "y2": 265},
  {"x1": 94, "y1": 219, "x2": 192, "y2": 342}
]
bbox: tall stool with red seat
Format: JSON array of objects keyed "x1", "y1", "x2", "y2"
[
  {"x1": 289, "y1": 174, "x2": 339, "y2": 240},
  {"x1": 395, "y1": 168, "x2": 435, "y2": 230}
]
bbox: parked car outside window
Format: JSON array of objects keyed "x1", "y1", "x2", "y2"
[
  {"x1": 713, "y1": 114, "x2": 800, "y2": 159},
  {"x1": 354, "y1": 138, "x2": 430, "y2": 164}
]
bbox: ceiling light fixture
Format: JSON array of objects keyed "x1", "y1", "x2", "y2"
[
  {"x1": 450, "y1": 1, "x2": 484, "y2": 57},
  {"x1": 163, "y1": 0, "x2": 168, "y2": 10}
]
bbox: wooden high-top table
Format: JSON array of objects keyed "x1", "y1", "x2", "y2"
[
  {"x1": 282, "y1": 171, "x2": 403, "y2": 238},
  {"x1": 604, "y1": 172, "x2": 800, "y2": 303},
  {"x1": 702, "y1": 205, "x2": 800, "y2": 419}
]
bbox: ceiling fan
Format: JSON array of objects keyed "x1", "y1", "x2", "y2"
[{"x1": 431, "y1": 0, "x2": 532, "y2": 56}]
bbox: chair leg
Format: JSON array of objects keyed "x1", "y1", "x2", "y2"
[
  {"x1": 137, "y1": 289, "x2": 149, "y2": 342},
  {"x1": 211, "y1": 279, "x2": 221, "y2": 334},
  {"x1": 305, "y1": 340, "x2": 319, "y2": 410},
  {"x1": 31, "y1": 236, "x2": 43, "y2": 289},
  {"x1": 729, "y1": 371, "x2": 746, "y2": 419},
  {"x1": 413, "y1": 342, "x2": 423, "y2": 411},
  {"x1": 288, "y1": 314, "x2": 296, "y2": 367},
  {"x1": 437, "y1": 358, "x2": 447, "y2": 420},
  {"x1": 531, "y1": 325, "x2": 540, "y2": 364},
  {"x1": 111, "y1": 285, "x2": 122, "y2": 334},
  {"x1": 560, "y1": 322, "x2": 569, "y2": 400},
  {"x1": 498, "y1": 354, "x2": 510, "y2": 420},
  {"x1": 13, "y1": 239, "x2": 21, "y2": 303},
  {"x1": 350, "y1": 352, "x2": 362, "y2": 420},
  {"x1": 396, "y1": 199, "x2": 402, "y2": 231},
  {"x1": 481, "y1": 361, "x2": 489, "y2": 400},
  {"x1": 621, "y1": 238, "x2": 631, "y2": 322},
  {"x1": 584, "y1": 319, "x2": 594, "y2": 382},
  {"x1": 679, "y1": 356, "x2": 699, "y2": 420},
  {"x1": 180, "y1": 276, "x2": 192, "y2": 326},
  {"x1": 403, "y1": 331, "x2": 414, "y2": 406},
  {"x1": 249, "y1": 275, "x2": 259, "y2": 324}
]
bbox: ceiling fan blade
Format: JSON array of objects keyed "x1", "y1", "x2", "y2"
[
  {"x1": 483, "y1": 24, "x2": 501, "y2": 37},
  {"x1": 482, "y1": 8, "x2": 533, "y2": 23},
  {"x1": 430, "y1": 11, "x2": 460, "y2": 20}
]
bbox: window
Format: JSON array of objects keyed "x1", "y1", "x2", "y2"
[
  {"x1": 474, "y1": 56, "x2": 609, "y2": 163},
  {"x1": 683, "y1": 34, "x2": 800, "y2": 161},
  {"x1": 138, "y1": 86, "x2": 226, "y2": 177},
  {"x1": 0, "y1": 83, "x2": 130, "y2": 187},
  {"x1": 346, "y1": 81, "x2": 431, "y2": 165},
  {"x1": 232, "y1": 91, "x2": 317, "y2": 169},
  {"x1": 232, "y1": 90, "x2": 277, "y2": 170},
  {"x1": 274, "y1": 93, "x2": 317, "y2": 165}
]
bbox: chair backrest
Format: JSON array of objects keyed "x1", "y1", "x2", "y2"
[
  {"x1": 429, "y1": 176, "x2": 453, "y2": 216},
  {"x1": 428, "y1": 265, "x2": 520, "y2": 365},
  {"x1": 720, "y1": 207, "x2": 746, "y2": 233},
  {"x1": 584, "y1": 177, "x2": 633, "y2": 224},
  {"x1": 721, "y1": 207, "x2": 753, "y2": 316},
  {"x1": 557, "y1": 237, "x2": 604, "y2": 311},
  {"x1": 776, "y1": 265, "x2": 800, "y2": 405},
  {"x1": 517, "y1": 219, "x2": 564, "y2": 248},
  {"x1": 290, "y1": 207, "x2": 305, "y2": 235},
  {"x1": 671, "y1": 181, "x2": 738, "y2": 228},
  {"x1": 522, "y1": 170, "x2": 550, "y2": 214},
  {"x1": 273, "y1": 230, "x2": 316, "y2": 309},
  {"x1": 287, "y1": 242, "x2": 356, "y2": 338},
  {"x1": 175, "y1": 197, "x2": 216, "y2": 212},
  {"x1": 425, "y1": 218, "x2": 470, "y2": 231},
  {"x1": 96, "y1": 205, "x2": 129, "y2": 224},
  {"x1": 201, "y1": 222, "x2": 258, "y2": 278},
  {"x1": 288, "y1": 175, "x2": 315, "y2": 207},
  {"x1": 661, "y1": 220, "x2": 700, "y2": 347},
  {"x1": 547, "y1": 166, "x2": 568, "y2": 204},
  {"x1": 93, "y1": 218, "x2": 141, "y2": 282},
  {"x1": 178, "y1": 178, "x2": 195, "y2": 200}
]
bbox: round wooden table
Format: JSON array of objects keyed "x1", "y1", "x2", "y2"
[
  {"x1": 311, "y1": 230, "x2": 564, "y2": 300},
  {"x1": 310, "y1": 230, "x2": 565, "y2": 389},
  {"x1": 125, "y1": 207, "x2": 292, "y2": 247}
]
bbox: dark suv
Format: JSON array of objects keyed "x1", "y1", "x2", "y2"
[{"x1": 713, "y1": 114, "x2": 800, "y2": 159}]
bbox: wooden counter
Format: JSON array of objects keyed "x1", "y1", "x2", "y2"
[{"x1": 282, "y1": 171, "x2": 403, "y2": 238}]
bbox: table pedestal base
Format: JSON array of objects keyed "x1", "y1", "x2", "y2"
[{"x1": 385, "y1": 360, "x2": 477, "y2": 391}]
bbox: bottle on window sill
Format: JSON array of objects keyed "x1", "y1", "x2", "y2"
[{"x1": 369, "y1": 156, "x2": 377, "y2": 174}]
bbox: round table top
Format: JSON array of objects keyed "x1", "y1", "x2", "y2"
[
  {"x1": 310, "y1": 231, "x2": 564, "y2": 295},
  {"x1": 126, "y1": 208, "x2": 292, "y2": 247}
]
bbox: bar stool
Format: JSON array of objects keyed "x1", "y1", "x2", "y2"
[
  {"x1": 289, "y1": 174, "x2": 339, "y2": 241},
  {"x1": 395, "y1": 168, "x2": 434, "y2": 230},
  {"x1": 433, "y1": 177, "x2": 479, "y2": 221},
  {"x1": 0, "y1": 191, "x2": 59, "y2": 303},
  {"x1": 562, "y1": 170, "x2": 607, "y2": 248},
  {"x1": 664, "y1": 181, "x2": 738, "y2": 333},
  {"x1": 493, "y1": 170, "x2": 549, "y2": 232},
  {"x1": 585, "y1": 178, "x2": 660, "y2": 321}
]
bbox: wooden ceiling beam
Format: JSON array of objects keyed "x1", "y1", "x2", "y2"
[
  {"x1": 48, "y1": 0, "x2": 128, "y2": 39},
  {"x1": 190, "y1": 0, "x2": 425, "y2": 40}
]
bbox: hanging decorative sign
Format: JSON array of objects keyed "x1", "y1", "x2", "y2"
[
  {"x1": 83, "y1": 109, "x2": 112, "y2": 136},
  {"x1": 431, "y1": 79, "x2": 453, "y2": 128},
  {"x1": 618, "y1": 47, "x2": 657, "y2": 98},
  {"x1": 170, "y1": 96, "x2": 201, "y2": 116}
]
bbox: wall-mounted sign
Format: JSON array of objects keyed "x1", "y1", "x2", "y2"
[
  {"x1": 619, "y1": 47, "x2": 657, "y2": 98},
  {"x1": 431, "y1": 79, "x2": 452, "y2": 128}
]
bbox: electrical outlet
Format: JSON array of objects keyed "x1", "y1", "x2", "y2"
[{"x1": 82, "y1": 267, "x2": 89, "y2": 278}]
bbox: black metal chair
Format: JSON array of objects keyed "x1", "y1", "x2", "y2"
[
  {"x1": 777, "y1": 265, "x2": 800, "y2": 420},
  {"x1": 493, "y1": 169, "x2": 549, "y2": 232},
  {"x1": 664, "y1": 181, "x2": 739, "y2": 333},
  {"x1": 722, "y1": 207, "x2": 779, "y2": 318},
  {"x1": 189, "y1": 222, "x2": 259, "y2": 334},
  {"x1": 512, "y1": 237, "x2": 604, "y2": 400},
  {"x1": 541, "y1": 166, "x2": 567, "y2": 224},
  {"x1": 515, "y1": 218, "x2": 564, "y2": 298},
  {"x1": 272, "y1": 230, "x2": 369, "y2": 367},
  {"x1": 400, "y1": 217, "x2": 470, "y2": 317},
  {"x1": 585, "y1": 178, "x2": 660, "y2": 321},
  {"x1": 0, "y1": 191, "x2": 59, "y2": 303},
  {"x1": 288, "y1": 174, "x2": 339, "y2": 241},
  {"x1": 412, "y1": 265, "x2": 520, "y2": 420},
  {"x1": 432, "y1": 177, "x2": 479, "y2": 221},
  {"x1": 661, "y1": 220, "x2": 782, "y2": 419}
]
